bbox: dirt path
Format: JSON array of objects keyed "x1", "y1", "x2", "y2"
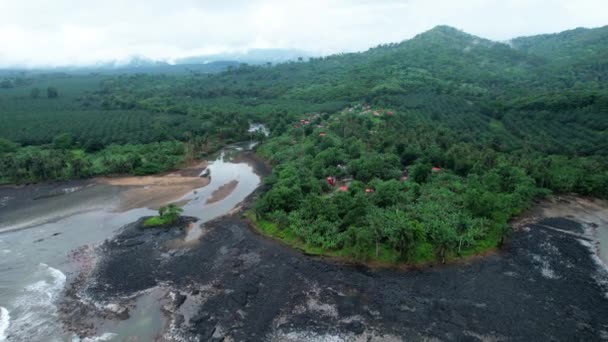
[{"x1": 64, "y1": 195, "x2": 608, "y2": 341}]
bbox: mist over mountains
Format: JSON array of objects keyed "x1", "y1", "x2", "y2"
[
  {"x1": 0, "y1": 48, "x2": 312, "y2": 74},
  {"x1": 2, "y1": 25, "x2": 606, "y2": 73}
]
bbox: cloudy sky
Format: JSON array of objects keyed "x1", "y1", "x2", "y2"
[{"x1": 0, "y1": 0, "x2": 606, "y2": 68}]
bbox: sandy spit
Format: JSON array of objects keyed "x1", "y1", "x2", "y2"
[{"x1": 96, "y1": 161, "x2": 210, "y2": 212}]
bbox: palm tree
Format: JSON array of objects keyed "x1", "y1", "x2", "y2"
[{"x1": 158, "y1": 204, "x2": 183, "y2": 223}]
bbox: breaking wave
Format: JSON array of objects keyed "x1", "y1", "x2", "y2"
[
  {"x1": 8, "y1": 263, "x2": 66, "y2": 341},
  {"x1": 0, "y1": 307, "x2": 9, "y2": 341},
  {"x1": 73, "y1": 332, "x2": 118, "y2": 342}
]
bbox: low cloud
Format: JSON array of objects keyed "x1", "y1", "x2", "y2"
[{"x1": 0, "y1": 0, "x2": 606, "y2": 67}]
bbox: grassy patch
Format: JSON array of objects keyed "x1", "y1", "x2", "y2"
[{"x1": 143, "y1": 215, "x2": 176, "y2": 227}]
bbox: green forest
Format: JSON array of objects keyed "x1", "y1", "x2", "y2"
[{"x1": 1, "y1": 25, "x2": 607, "y2": 263}]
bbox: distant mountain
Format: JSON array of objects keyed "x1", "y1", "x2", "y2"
[
  {"x1": 138, "y1": 24, "x2": 605, "y2": 155},
  {"x1": 0, "y1": 60, "x2": 241, "y2": 76},
  {"x1": 0, "y1": 48, "x2": 313, "y2": 74},
  {"x1": 88, "y1": 60, "x2": 241, "y2": 75},
  {"x1": 175, "y1": 48, "x2": 311, "y2": 65},
  {"x1": 510, "y1": 25, "x2": 608, "y2": 61},
  {"x1": 410, "y1": 25, "x2": 497, "y2": 48}
]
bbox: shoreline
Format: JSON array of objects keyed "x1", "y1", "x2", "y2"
[
  {"x1": 62, "y1": 193, "x2": 608, "y2": 341},
  {"x1": 0, "y1": 160, "x2": 212, "y2": 234},
  {"x1": 246, "y1": 195, "x2": 608, "y2": 271},
  {"x1": 245, "y1": 211, "x2": 501, "y2": 271},
  {"x1": 96, "y1": 160, "x2": 210, "y2": 212},
  {"x1": 5, "y1": 147, "x2": 608, "y2": 340}
]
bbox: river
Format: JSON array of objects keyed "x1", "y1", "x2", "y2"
[
  {"x1": 1, "y1": 146, "x2": 608, "y2": 341},
  {"x1": 0, "y1": 145, "x2": 261, "y2": 341}
]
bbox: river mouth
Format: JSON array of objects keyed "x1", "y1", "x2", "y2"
[
  {"x1": 1, "y1": 151, "x2": 608, "y2": 341},
  {"x1": 0, "y1": 145, "x2": 262, "y2": 341}
]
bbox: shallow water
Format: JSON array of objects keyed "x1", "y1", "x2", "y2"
[
  {"x1": 0, "y1": 145, "x2": 261, "y2": 341},
  {"x1": 597, "y1": 224, "x2": 608, "y2": 267},
  {"x1": 180, "y1": 151, "x2": 260, "y2": 242}
]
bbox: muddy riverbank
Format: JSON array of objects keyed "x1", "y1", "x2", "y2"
[
  {"x1": 0, "y1": 160, "x2": 211, "y2": 233},
  {"x1": 0, "y1": 144, "x2": 263, "y2": 341},
  {"x1": 97, "y1": 161, "x2": 210, "y2": 212},
  {"x1": 61, "y1": 194, "x2": 608, "y2": 341}
]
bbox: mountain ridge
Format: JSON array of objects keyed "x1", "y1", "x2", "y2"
[{"x1": 3, "y1": 25, "x2": 608, "y2": 71}]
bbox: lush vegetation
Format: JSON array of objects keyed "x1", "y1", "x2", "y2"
[
  {"x1": 0, "y1": 140, "x2": 189, "y2": 184},
  {"x1": 252, "y1": 106, "x2": 562, "y2": 263},
  {"x1": 0, "y1": 75, "x2": 219, "y2": 147},
  {"x1": 246, "y1": 26, "x2": 607, "y2": 263},
  {"x1": 0, "y1": 73, "x2": 254, "y2": 183},
  {"x1": 1, "y1": 25, "x2": 607, "y2": 263},
  {"x1": 143, "y1": 204, "x2": 184, "y2": 227}
]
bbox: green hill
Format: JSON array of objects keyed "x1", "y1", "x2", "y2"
[{"x1": 1, "y1": 25, "x2": 607, "y2": 263}]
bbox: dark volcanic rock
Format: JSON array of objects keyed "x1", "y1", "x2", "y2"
[
  {"x1": 344, "y1": 320, "x2": 366, "y2": 335},
  {"x1": 85, "y1": 216, "x2": 197, "y2": 297},
  {"x1": 539, "y1": 217, "x2": 585, "y2": 233},
  {"x1": 174, "y1": 293, "x2": 187, "y2": 308},
  {"x1": 70, "y1": 213, "x2": 608, "y2": 341}
]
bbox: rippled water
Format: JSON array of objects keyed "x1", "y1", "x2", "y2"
[{"x1": 0, "y1": 146, "x2": 261, "y2": 341}]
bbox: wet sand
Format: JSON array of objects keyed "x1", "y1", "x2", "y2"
[
  {"x1": 0, "y1": 181, "x2": 121, "y2": 233},
  {"x1": 0, "y1": 161, "x2": 211, "y2": 232},
  {"x1": 62, "y1": 194, "x2": 608, "y2": 341},
  {"x1": 96, "y1": 161, "x2": 210, "y2": 212},
  {"x1": 206, "y1": 180, "x2": 239, "y2": 204},
  {"x1": 0, "y1": 147, "x2": 263, "y2": 342},
  {"x1": 6, "y1": 149, "x2": 607, "y2": 341},
  {"x1": 515, "y1": 195, "x2": 608, "y2": 267}
]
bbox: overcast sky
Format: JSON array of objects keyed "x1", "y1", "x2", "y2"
[{"x1": 0, "y1": 0, "x2": 606, "y2": 68}]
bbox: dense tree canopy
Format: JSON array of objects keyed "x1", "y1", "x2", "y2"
[{"x1": 1, "y1": 25, "x2": 607, "y2": 263}]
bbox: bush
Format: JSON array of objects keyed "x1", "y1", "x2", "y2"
[
  {"x1": 53, "y1": 133, "x2": 73, "y2": 150},
  {"x1": 143, "y1": 204, "x2": 183, "y2": 227},
  {"x1": 47, "y1": 86, "x2": 59, "y2": 98}
]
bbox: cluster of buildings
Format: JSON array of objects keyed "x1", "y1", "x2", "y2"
[{"x1": 346, "y1": 104, "x2": 394, "y2": 117}]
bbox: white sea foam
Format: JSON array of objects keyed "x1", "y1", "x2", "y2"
[
  {"x1": 63, "y1": 186, "x2": 82, "y2": 194},
  {"x1": 0, "y1": 307, "x2": 10, "y2": 341},
  {"x1": 9, "y1": 263, "x2": 66, "y2": 341},
  {"x1": 72, "y1": 332, "x2": 118, "y2": 342},
  {"x1": 579, "y1": 239, "x2": 608, "y2": 298}
]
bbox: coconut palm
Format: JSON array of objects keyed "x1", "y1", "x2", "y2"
[{"x1": 158, "y1": 203, "x2": 183, "y2": 223}]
